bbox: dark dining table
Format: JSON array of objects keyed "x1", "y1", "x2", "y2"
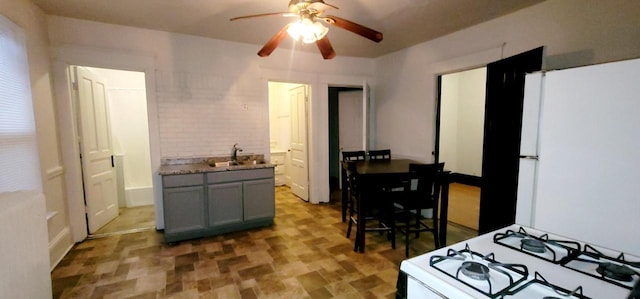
[{"x1": 341, "y1": 159, "x2": 450, "y2": 252}]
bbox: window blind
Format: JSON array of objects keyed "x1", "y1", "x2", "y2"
[{"x1": 0, "y1": 14, "x2": 41, "y2": 193}]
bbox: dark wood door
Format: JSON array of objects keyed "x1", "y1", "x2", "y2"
[{"x1": 479, "y1": 47, "x2": 544, "y2": 234}]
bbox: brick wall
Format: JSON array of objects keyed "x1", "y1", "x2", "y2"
[{"x1": 156, "y1": 70, "x2": 268, "y2": 158}]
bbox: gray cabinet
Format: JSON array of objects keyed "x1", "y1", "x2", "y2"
[
  {"x1": 207, "y1": 168, "x2": 275, "y2": 231},
  {"x1": 244, "y1": 179, "x2": 276, "y2": 221},
  {"x1": 208, "y1": 182, "x2": 243, "y2": 226},
  {"x1": 163, "y1": 186, "x2": 205, "y2": 234},
  {"x1": 162, "y1": 174, "x2": 205, "y2": 241},
  {"x1": 162, "y1": 167, "x2": 275, "y2": 242}
]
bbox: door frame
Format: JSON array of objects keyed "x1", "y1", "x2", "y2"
[
  {"x1": 262, "y1": 68, "x2": 374, "y2": 204},
  {"x1": 432, "y1": 47, "x2": 544, "y2": 234},
  {"x1": 432, "y1": 47, "x2": 504, "y2": 167},
  {"x1": 478, "y1": 47, "x2": 544, "y2": 234},
  {"x1": 51, "y1": 45, "x2": 161, "y2": 242},
  {"x1": 329, "y1": 86, "x2": 365, "y2": 190}
]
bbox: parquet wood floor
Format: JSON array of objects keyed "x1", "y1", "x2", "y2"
[{"x1": 52, "y1": 186, "x2": 476, "y2": 298}]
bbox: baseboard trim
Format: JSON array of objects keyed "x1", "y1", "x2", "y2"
[
  {"x1": 449, "y1": 173, "x2": 482, "y2": 187},
  {"x1": 125, "y1": 186, "x2": 154, "y2": 207},
  {"x1": 49, "y1": 227, "x2": 74, "y2": 271}
]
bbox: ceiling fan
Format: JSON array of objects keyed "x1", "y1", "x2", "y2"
[{"x1": 230, "y1": 0, "x2": 383, "y2": 59}]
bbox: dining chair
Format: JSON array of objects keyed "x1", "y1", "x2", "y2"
[
  {"x1": 368, "y1": 149, "x2": 391, "y2": 160},
  {"x1": 346, "y1": 169, "x2": 396, "y2": 252},
  {"x1": 342, "y1": 150, "x2": 366, "y2": 161},
  {"x1": 392, "y1": 162, "x2": 445, "y2": 257},
  {"x1": 341, "y1": 150, "x2": 366, "y2": 222}
]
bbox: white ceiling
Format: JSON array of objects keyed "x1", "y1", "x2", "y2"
[{"x1": 32, "y1": 0, "x2": 545, "y2": 58}]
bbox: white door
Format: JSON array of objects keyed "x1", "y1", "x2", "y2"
[
  {"x1": 289, "y1": 85, "x2": 309, "y2": 201},
  {"x1": 338, "y1": 89, "x2": 364, "y2": 154},
  {"x1": 75, "y1": 66, "x2": 119, "y2": 233},
  {"x1": 338, "y1": 89, "x2": 364, "y2": 189},
  {"x1": 362, "y1": 80, "x2": 370, "y2": 151}
]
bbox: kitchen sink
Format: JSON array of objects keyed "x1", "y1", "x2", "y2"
[{"x1": 210, "y1": 160, "x2": 266, "y2": 167}]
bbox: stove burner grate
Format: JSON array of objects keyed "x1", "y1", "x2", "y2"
[
  {"x1": 493, "y1": 227, "x2": 580, "y2": 264},
  {"x1": 460, "y1": 261, "x2": 490, "y2": 280},
  {"x1": 597, "y1": 262, "x2": 636, "y2": 282},
  {"x1": 521, "y1": 238, "x2": 546, "y2": 253},
  {"x1": 500, "y1": 272, "x2": 590, "y2": 299},
  {"x1": 430, "y1": 244, "x2": 528, "y2": 298},
  {"x1": 562, "y1": 244, "x2": 640, "y2": 290}
]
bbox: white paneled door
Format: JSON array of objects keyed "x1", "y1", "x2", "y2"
[
  {"x1": 288, "y1": 85, "x2": 309, "y2": 201},
  {"x1": 75, "y1": 66, "x2": 119, "y2": 233},
  {"x1": 338, "y1": 90, "x2": 363, "y2": 154},
  {"x1": 362, "y1": 80, "x2": 370, "y2": 151},
  {"x1": 338, "y1": 88, "x2": 364, "y2": 189}
]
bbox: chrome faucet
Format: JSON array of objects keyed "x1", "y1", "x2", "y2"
[{"x1": 232, "y1": 143, "x2": 243, "y2": 162}]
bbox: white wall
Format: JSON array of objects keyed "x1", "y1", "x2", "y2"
[
  {"x1": 46, "y1": 15, "x2": 376, "y2": 210},
  {"x1": 440, "y1": 68, "x2": 486, "y2": 176},
  {"x1": 439, "y1": 73, "x2": 459, "y2": 171},
  {"x1": 88, "y1": 67, "x2": 154, "y2": 207},
  {"x1": 374, "y1": 0, "x2": 640, "y2": 162},
  {"x1": 0, "y1": 0, "x2": 74, "y2": 276},
  {"x1": 268, "y1": 82, "x2": 300, "y2": 152}
]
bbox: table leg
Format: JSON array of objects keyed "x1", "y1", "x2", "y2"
[{"x1": 357, "y1": 191, "x2": 365, "y2": 253}]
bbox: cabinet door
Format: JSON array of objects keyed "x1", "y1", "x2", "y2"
[
  {"x1": 163, "y1": 186, "x2": 205, "y2": 234},
  {"x1": 243, "y1": 179, "x2": 275, "y2": 221},
  {"x1": 208, "y1": 182, "x2": 243, "y2": 226}
]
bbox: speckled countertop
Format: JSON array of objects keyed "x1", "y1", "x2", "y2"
[{"x1": 158, "y1": 154, "x2": 275, "y2": 176}]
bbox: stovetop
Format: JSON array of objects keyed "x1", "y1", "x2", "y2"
[{"x1": 401, "y1": 224, "x2": 638, "y2": 298}]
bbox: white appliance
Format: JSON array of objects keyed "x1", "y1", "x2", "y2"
[
  {"x1": 515, "y1": 57, "x2": 640, "y2": 256},
  {"x1": 401, "y1": 225, "x2": 638, "y2": 298},
  {"x1": 400, "y1": 58, "x2": 640, "y2": 298}
]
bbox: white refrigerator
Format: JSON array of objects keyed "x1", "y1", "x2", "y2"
[{"x1": 515, "y1": 58, "x2": 640, "y2": 256}]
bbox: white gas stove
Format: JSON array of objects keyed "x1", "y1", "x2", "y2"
[{"x1": 400, "y1": 224, "x2": 639, "y2": 298}]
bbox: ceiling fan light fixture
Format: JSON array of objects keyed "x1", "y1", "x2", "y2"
[{"x1": 287, "y1": 18, "x2": 328, "y2": 44}]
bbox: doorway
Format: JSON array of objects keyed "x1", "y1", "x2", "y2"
[
  {"x1": 268, "y1": 81, "x2": 310, "y2": 201},
  {"x1": 328, "y1": 86, "x2": 364, "y2": 191},
  {"x1": 437, "y1": 67, "x2": 486, "y2": 230},
  {"x1": 435, "y1": 47, "x2": 543, "y2": 233},
  {"x1": 73, "y1": 66, "x2": 155, "y2": 237}
]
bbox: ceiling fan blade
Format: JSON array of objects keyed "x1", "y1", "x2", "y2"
[
  {"x1": 316, "y1": 36, "x2": 336, "y2": 60},
  {"x1": 323, "y1": 15, "x2": 383, "y2": 43},
  {"x1": 230, "y1": 12, "x2": 294, "y2": 21},
  {"x1": 258, "y1": 24, "x2": 291, "y2": 57}
]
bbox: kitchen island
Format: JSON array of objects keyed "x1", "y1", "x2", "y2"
[{"x1": 159, "y1": 156, "x2": 275, "y2": 243}]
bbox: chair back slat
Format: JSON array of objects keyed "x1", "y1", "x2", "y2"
[
  {"x1": 342, "y1": 150, "x2": 366, "y2": 161},
  {"x1": 368, "y1": 149, "x2": 391, "y2": 160}
]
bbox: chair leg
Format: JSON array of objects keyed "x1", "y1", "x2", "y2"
[
  {"x1": 415, "y1": 208, "x2": 421, "y2": 238},
  {"x1": 390, "y1": 215, "x2": 396, "y2": 249},
  {"x1": 353, "y1": 230, "x2": 359, "y2": 252},
  {"x1": 346, "y1": 196, "x2": 355, "y2": 238},
  {"x1": 433, "y1": 210, "x2": 440, "y2": 248},
  {"x1": 433, "y1": 224, "x2": 440, "y2": 248},
  {"x1": 405, "y1": 208, "x2": 411, "y2": 257}
]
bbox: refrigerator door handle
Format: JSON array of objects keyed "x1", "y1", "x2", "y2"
[{"x1": 519, "y1": 155, "x2": 539, "y2": 160}]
